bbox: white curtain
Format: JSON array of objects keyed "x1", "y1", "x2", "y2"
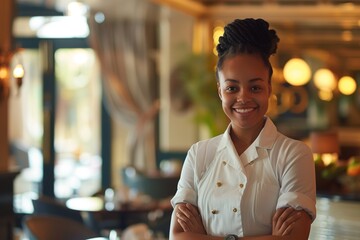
[{"x1": 88, "y1": 0, "x2": 159, "y2": 172}]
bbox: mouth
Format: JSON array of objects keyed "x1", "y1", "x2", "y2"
[{"x1": 233, "y1": 107, "x2": 256, "y2": 113}]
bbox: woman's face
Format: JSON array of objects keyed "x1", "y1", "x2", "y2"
[{"x1": 217, "y1": 53, "x2": 271, "y2": 131}]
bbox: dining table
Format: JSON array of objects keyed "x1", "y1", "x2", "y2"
[{"x1": 65, "y1": 194, "x2": 173, "y2": 236}]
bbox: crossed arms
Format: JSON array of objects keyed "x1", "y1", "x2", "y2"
[{"x1": 169, "y1": 203, "x2": 312, "y2": 240}]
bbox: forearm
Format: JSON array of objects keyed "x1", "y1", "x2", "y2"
[
  {"x1": 240, "y1": 236, "x2": 288, "y2": 240},
  {"x1": 240, "y1": 210, "x2": 311, "y2": 240},
  {"x1": 170, "y1": 204, "x2": 221, "y2": 240},
  {"x1": 170, "y1": 232, "x2": 222, "y2": 240},
  {"x1": 171, "y1": 233, "x2": 289, "y2": 240},
  {"x1": 171, "y1": 205, "x2": 310, "y2": 240}
]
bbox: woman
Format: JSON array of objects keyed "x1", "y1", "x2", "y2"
[{"x1": 169, "y1": 18, "x2": 316, "y2": 240}]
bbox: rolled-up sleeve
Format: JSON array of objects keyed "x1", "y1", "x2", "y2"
[
  {"x1": 277, "y1": 192, "x2": 316, "y2": 220},
  {"x1": 171, "y1": 144, "x2": 198, "y2": 207},
  {"x1": 276, "y1": 141, "x2": 316, "y2": 221}
]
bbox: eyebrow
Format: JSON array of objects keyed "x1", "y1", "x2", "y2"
[{"x1": 224, "y1": 77, "x2": 264, "y2": 83}]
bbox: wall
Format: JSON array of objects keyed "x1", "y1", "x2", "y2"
[
  {"x1": 159, "y1": 6, "x2": 198, "y2": 152},
  {"x1": 0, "y1": 0, "x2": 14, "y2": 171}
]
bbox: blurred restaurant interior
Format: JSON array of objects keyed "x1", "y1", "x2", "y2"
[{"x1": 1, "y1": 0, "x2": 360, "y2": 239}]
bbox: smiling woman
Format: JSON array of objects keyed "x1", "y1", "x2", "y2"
[{"x1": 169, "y1": 18, "x2": 316, "y2": 240}]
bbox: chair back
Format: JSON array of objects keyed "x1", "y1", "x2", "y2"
[
  {"x1": 23, "y1": 215, "x2": 99, "y2": 240},
  {"x1": 32, "y1": 195, "x2": 84, "y2": 223},
  {"x1": 122, "y1": 167, "x2": 179, "y2": 200}
]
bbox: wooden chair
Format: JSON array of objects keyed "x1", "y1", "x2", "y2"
[{"x1": 22, "y1": 215, "x2": 99, "y2": 240}]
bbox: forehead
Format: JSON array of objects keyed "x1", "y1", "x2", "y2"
[{"x1": 219, "y1": 53, "x2": 269, "y2": 81}]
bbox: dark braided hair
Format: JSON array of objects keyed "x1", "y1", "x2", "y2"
[{"x1": 216, "y1": 18, "x2": 279, "y2": 80}]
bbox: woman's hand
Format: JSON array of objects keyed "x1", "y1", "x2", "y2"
[
  {"x1": 272, "y1": 207, "x2": 302, "y2": 236},
  {"x1": 176, "y1": 203, "x2": 207, "y2": 235}
]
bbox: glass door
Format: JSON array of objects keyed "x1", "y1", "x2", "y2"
[
  {"x1": 10, "y1": 44, "x2": 102, "y2": 203},
  {"x1": 11, "y1": 3, "x2": 105, "y2": 214}
]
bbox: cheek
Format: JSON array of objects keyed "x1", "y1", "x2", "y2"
[
  {"x1": 219, "y1": 93, "x2": 233, "y2": 105},
  {"x1": 221, "y1": 98, "x2": 236, "y2": 115}
]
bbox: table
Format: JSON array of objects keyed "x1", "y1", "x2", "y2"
[
  {"x1": 66, "y1": 196, "x2": 172, "y2": 215},
  {"x1": 309, "y1": 197, "x2": 360, "y2": 240},
  {"x1": 66, "y1": 196, "x2": 173, "y2": 236}
]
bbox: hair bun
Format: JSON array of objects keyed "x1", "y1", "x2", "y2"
[{"x1": 216, "y1": 18, "x2": 279, "y2": 58}]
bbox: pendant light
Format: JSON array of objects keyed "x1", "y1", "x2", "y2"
[
  {"x1": 313, "y1": 68, "x2": 336, "y2": 91},
  {"x1": 283, "y1": 58, "x2": 311, "y2": 86},
  {"x1": 338, "y1": 75, "x2": 357, "y2": 95}
]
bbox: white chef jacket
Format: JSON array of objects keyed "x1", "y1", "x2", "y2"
[{"x1": 171, "y1": 117, "x2": 316, "y2": 237}]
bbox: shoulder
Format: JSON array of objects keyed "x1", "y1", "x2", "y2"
[
  {"x1": 274, "y1": 132, "x2": 312, "y2": 155},
  {"x1": 186, "y1": 134, "x2": 223, "y2": 178},
  {"x1": 191, "y1": 134, "x2": 223, "y2": 153},
  {"x1": 261, "y1": 117, "x2": 312, "y2": 156}
]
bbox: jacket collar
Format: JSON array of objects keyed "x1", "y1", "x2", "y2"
[{"x1": 217, "y1": 117, "x2": 278, "y2": 167}]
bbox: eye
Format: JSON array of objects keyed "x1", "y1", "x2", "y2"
[
  {"x1": 225, "y1": 86, "x2": 237, "y2": 92},
  {"x1": 251, "y1": 85, "x2": 263, "y2": 92}
]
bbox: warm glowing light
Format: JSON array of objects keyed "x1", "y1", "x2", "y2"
[
  {"x1": 310, "y1": 131, "x2": 339, "y2": 166},
  {"x1": 213, "y1": 26, "x2": 224, "y2": 44},
  {"x1": 313, "y1": 68, "x2": 336, "y2": 91},
  {"x1": 0, "y1": 66, "x2": 9, "y2": 80},
  {"x1": 213, "y1": 26, "x2": 224, "y2": 56},
  {"x1": 322, "y1": 153, "x2": 338, "y2": 166},
  {"x1": 318, "y1": 89, "x2": 333, "y2": 101},
  {"x1": 338, "y1": 76, "x2": 357, "y2": 95},
  {"x1": 13, "y1": 64, "x2": 25, "y2": 79},
  {"x1": 283, "y1": 58, "x2": 311, "y2": 86}
]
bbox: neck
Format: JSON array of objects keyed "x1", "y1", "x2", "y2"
[{"x1": 230, "y1": 117, "x2": 266, "y2": 154}]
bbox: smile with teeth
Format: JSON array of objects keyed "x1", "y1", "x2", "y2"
[{"x1": 234, "y1": 108, "x2": 254, "y2": 113}]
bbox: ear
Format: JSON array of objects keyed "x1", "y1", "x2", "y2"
[{"x1": 217, "y1": 82, "x2": 222, "y2": 100}]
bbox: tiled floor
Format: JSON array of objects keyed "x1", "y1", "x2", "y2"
[{"x1": 309, "y1": 197, "x2": 360, "y2": 240}]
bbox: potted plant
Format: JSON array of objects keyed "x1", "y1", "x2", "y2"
[{"x1": 170, "y1": 51, "x2": 229, "y2": 137}]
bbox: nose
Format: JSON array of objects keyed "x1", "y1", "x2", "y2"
[{"x1": 236, "y1": 89, "x2": 250, "y2": 103}]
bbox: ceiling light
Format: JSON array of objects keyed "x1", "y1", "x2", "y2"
[
  {"x1": 313, "y1": 68, "x2": 336, "y2": 91},
  {"x1": 318, "y1": 89, "x2": 333, "y2": 101},
  {"x1": 338, "y1": 76, "x2": 357, "y2": 95},
  {"x1": 283, "y1": 58, "x2": 311, "y2": 86}
]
